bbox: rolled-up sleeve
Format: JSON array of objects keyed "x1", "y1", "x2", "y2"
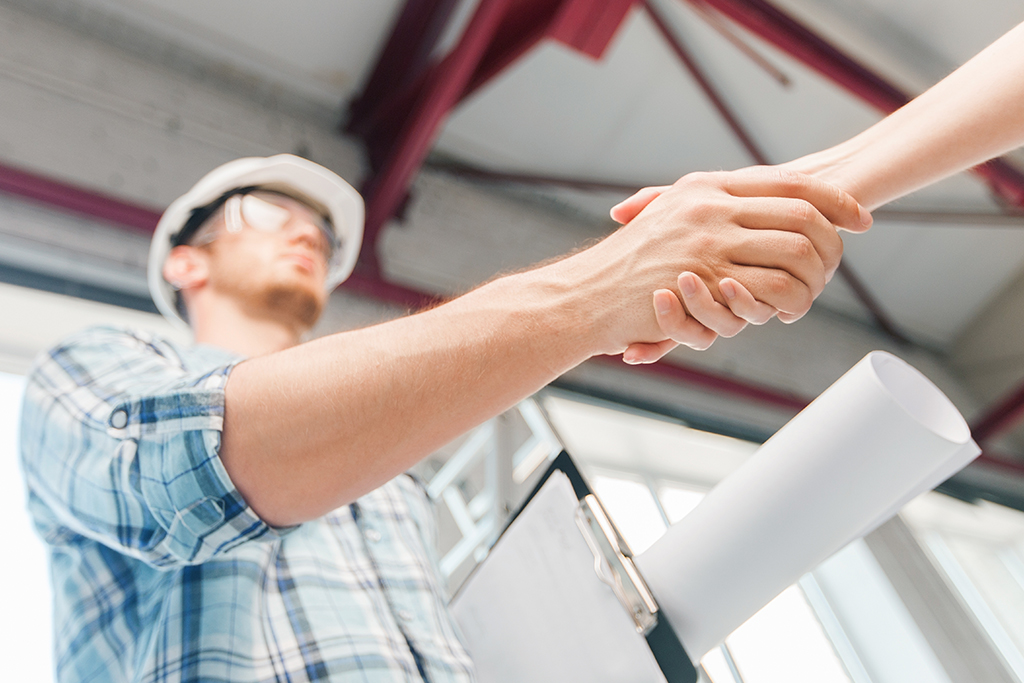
[{"x1": 20, "y1": 326, "x2": 290, "y2": 568}]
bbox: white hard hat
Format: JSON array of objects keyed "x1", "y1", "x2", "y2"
[{"x1": 148, "y1": 154, "x2": 364, "y2": 329}]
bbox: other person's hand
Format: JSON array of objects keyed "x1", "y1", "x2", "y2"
[{"x1": 596, "y1": 168, "x2": 870, "y2": 363}]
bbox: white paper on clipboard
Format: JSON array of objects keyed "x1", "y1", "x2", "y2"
[
  {"x1": 449, "y1": 471, "x2": 668, "y2": 683},
  {"x1": 637, "y1": 351, "x2": 980, "y2": 662}
]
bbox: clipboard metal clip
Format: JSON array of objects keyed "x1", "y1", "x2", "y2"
[{"x1": 575, "y1": 494, "x2": 660, "y2": 636}]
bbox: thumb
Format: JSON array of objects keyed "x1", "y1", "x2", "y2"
[{"x1": 610, "y1": 186, "x2": 671, "y2": 224}]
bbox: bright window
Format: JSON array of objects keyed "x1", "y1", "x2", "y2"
[
  {"x1": 544, "y1": 391, "x2": 956, "y2": 683},
  {"x1": 0, "y1": 372, "x2": 53, "y2": 681},
  {"x1": 902, "y1": 492, "x2": 1024, "y2": 679}
]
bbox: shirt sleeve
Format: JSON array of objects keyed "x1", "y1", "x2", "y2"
[{"x1": 20, "y1": 326, "x2": 292, "y2": 568}]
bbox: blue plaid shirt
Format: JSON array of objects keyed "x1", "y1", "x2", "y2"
[{"x1": 20, "y1": 326, "x2": 477, "y2": 683}]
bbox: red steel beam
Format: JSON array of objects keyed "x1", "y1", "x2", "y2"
[
  {"x1": 344, "y1": 270, "x2": 439, "y2": 311},
  {"x1": 687, "y1": 0, "x2": 906, "y2": 110},
  {"x1": 0, "y1": 160, "x2": 161, "y2": 233},
  {"x1": 971, "y1": 383, "x2": 1024, "y2": 445},
  {"x1": 687, "y1": 0, "x2": 1024, "y2": 209},
  {"x1": 686, "y1": 0, "x2": 789, "y2": 86},
  {"x1": 976, "y1": 452, "x2": 1024, "y2": 477},
  {"x1": 355, "y1": 0, "x2": 644, "y2": 272},
  {"x1": 645, "y1": 0, "x2": 769, "y2": 166},
  {"x1": 593, "y1": 353, "x2": 809, "y2": 411},
  {"x1": 347, "y1": 0, "x2": 462, "y2": 138},
  {"x1": 358, "y1": 1, "x2": 559, "y2": 172},
  {"x1": 459, "y1": 3, "x2": 560, "y2": 101},
  {"x1": 426, "y1": 157, "x2": 645, "y2": 193},
  {"x1": 834, "y1": 261, "x2": 910, "y2": 346},
  {"x1": 359, "y1": 0, "x2": 522, "y2": 273}
]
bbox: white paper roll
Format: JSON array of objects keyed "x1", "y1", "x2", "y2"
[{"x1": 636, "y1": 351, "x2": 979, "y2": 663}]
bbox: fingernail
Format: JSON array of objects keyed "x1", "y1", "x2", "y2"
[
  {"x1": 680, "y1": 273, "x2": 697, "y2": 297},
  {"x1": 623, "y1": 355, "x2": 640, "y2": 365},
  {"x1": 720, "y1": 280, "x2": 736, "y2": 300},
  {"x1": 859, "y1": 204, "x2": 873, "y2": 227}
]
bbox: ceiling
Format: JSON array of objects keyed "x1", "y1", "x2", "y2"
[
  {"x1": 7, "y1": 0, "x2": 1024, "y2": 350},
  {"x1": 38, "y1": 0, "x2": 1024, "y2": 351}
]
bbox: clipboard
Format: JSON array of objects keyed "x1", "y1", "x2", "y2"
[{"x1": 449, "y1": 451, "x2": 697, "y2": 683}]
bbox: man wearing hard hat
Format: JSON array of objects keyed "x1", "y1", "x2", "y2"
[{"x1": 20, "y1": 154, "x2": 864, "y2": 681}]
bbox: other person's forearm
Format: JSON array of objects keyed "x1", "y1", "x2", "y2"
[{"x1": 785, "y1": 21, "x2": 1024, "y2": 209}]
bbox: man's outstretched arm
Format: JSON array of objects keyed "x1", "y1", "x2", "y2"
[{"x1": 219, "y1": 168, "x2": 866, "y2": 526}]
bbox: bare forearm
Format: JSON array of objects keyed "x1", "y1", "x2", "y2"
[
  {"x1": 221, "y1": 264, "x2": 598, "y2": 526},
  {"x1": 786, "y1": 21, "x2": 1024, "y2": 209}
]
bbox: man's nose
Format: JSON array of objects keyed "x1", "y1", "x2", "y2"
[{"x1": 288, "y1": 219, "x2": 329, "y2": 259}]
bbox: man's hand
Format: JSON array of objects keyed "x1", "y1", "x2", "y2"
[{"x1": 602, "y1": 168, "x2": 871, "y2": 363}]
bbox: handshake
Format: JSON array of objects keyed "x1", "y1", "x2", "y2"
[{"x1": 574, "y1": 166, "x2": 873, "y2": 364}]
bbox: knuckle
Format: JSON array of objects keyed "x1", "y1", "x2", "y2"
[
  {"x1": 766, "y1": 271, "x2": 791, "y2": 296},
  {"x1": 676, "y1": 171, "x2": 710, "y2": 189},
  {"x1": 691, "y1": 229, "x2": 719, "y2": 254},
  {"x1": 789, "y1": 233, "x2": 815, "y2": 261},
  {"x1": 772, "y1": 167, "x2": 805, "y2": 191},
  {"x1": 832, "y1": 186, "x2": 851, "y2": 213},
  {"x1": 788, "y1": 199, "x2": 815, "y2": 227}
]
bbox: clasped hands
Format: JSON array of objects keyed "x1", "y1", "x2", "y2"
[{"x1": 612, "y1": 167, "x2": 872, "y2": 364}]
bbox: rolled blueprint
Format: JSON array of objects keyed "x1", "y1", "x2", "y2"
[{"x1": 636, "y1": 351, "x2": 979, "y2": 663}]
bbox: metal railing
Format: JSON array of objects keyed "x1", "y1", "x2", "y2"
[{"x1": 422, "y1": 398, "x2": 562, "y2": 587}]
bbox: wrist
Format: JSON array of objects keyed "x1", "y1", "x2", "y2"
[{"x1": 512, "y1": 241, "x2": 638, "y2": 358}]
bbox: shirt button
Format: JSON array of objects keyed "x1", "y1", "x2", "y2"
[
  {"x1": 109, "y1": 409, "x2": 128, "y2": 429},
  {"x1": 365, "y1": 528, "x2": 382, "y2": 543},
  {"x1": 397, "y1": 609, "x2": 414, "y2": 622}
]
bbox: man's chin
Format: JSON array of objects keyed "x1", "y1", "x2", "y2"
[{"x1": 263, "y1": 284, "x2": 325, "y2": 329}]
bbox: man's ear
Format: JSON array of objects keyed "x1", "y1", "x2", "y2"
[{"x1": 163, "y1": 245, "x2": 209, "y2": 292}]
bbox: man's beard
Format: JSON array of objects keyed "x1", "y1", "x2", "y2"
[{"x1": 259, "y1": 282, "x2": 324, "y2": 329}]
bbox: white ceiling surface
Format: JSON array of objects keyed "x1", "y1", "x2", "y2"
[
  {"x1": 51, "y1": 0, "x2": 406, "y2": 111},
  {"x1": 11, "y1": 0, "x2": 1024, "y2": 348}
]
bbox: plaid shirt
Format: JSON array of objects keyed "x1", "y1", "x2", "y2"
[{"x1": 20, "y1": 326, "x2": 477, "y2": 683}]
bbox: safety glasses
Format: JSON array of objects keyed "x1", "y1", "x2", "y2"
[{"x1": 193, "y1": 190, "x2": 340, "y2": 265}]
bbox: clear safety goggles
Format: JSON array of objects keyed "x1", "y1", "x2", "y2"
[{"x1": 192, "y1": 190, "x2": 340, "y2": 266}]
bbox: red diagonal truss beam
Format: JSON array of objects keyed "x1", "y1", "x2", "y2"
[
  {"x1": 347, "y1": 0, "x2": 462, "y2": 137},
  {"x1": 646, "y1": 0, "x2": 769, "y2": 166},
  {"x1": 358, "y1": 0, "x2": 523, "y2": 273},
  {"x1": 353, "y1": 0, "x2": 641, "y2": 273},
  {"x1": 687, "y1": 0, "x2": 1024, "y2": 207},
  {"x1": 972, "y1": 383, "x2": 1024, "y2": 445}
]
